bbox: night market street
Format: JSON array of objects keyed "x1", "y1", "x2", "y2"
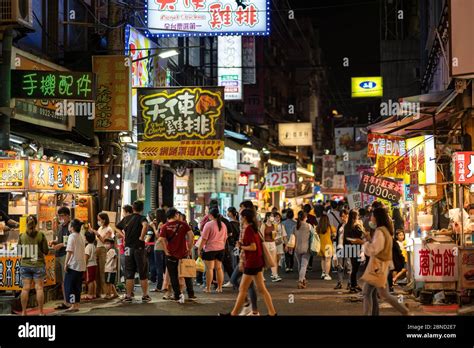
[{"x1": 42, "y1": 269, "x2": 434, "y2": 317}]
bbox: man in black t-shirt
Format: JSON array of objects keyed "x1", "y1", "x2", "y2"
[{"x1": 116, "y1": 200, "x2": 150, "y2": 303}]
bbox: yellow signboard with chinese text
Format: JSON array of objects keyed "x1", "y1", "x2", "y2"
[
  {"x1": 93, "y1": 55, "x2": 132, "y2": 132},
  {"x1": 138, "y1": 140, "x2": 224, "y2": 160},
  {"x1": 0, "y1": 160, "x2": 26, "y2": 190},
  {"x1": 28, "y1": 160, "x2": 88, "y2": 193},
  {"x1": 0, "y1": 255, "x2": 56, "y2": 291}
]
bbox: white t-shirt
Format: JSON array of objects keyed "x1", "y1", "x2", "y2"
[
  {"x1": 105, "y1": 248, "x2": 117, "y2": 273},
  {"x1": 85, "y1": 243, "x2": 97, "y2": 267},
  {"x1": 66, "y1": 232, "x2": 86, "y2": 272},
  {"x1": 96, "y1": 225, "x2": 114, "y2": 248}
]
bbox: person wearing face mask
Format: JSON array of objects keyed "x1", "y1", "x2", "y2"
[
  {"x1": 260, "y1": 212, "x2": 281, "y2": 282},
  {"x1": 63, "y1": 219, "x2": 86, "y2": 312},
  {"x1": 50, "y1": 207, "x2": 72, "y2": 310},
  {"x1": 89, "y1": 212, "x2": 114, "y2": 298}
]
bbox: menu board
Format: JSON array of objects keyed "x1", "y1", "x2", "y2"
[
  {"x1": 29, "y1": 160, "x2": 88, "y2": 193},
  {"x1": 0, "y1": 160, "x2": 26, "y2": 190}
]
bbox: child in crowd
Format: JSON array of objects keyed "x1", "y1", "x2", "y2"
[
  {"x1": 83, "y1": 231, "x2": 97, "y2": 300},
  {"x1": 104, "y1": 238, "x2": 119, "y2": 299}
]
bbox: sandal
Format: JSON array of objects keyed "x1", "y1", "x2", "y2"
[{"x1": 54, "y1": 303, "x2": 70, "y2": 310}]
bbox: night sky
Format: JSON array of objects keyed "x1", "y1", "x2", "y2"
[{"x1": 289, "y1": 0, "x2": 381, "y2": 123}]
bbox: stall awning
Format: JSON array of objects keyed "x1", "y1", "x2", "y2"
[
  {"x1": 368, "y1": 90, "x2": 460, "y2": 137},
  {"x1": 12, "y1": 131, "x2": 99, "y2": 158}
]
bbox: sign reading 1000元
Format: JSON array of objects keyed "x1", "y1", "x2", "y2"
[{"x1": 11, "y1": 70, "x2": 95, "y2": 100}]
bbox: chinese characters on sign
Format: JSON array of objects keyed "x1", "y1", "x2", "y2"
[
  {"x1": 218, "y1": 36, "x2": 243, "y2": 100},
  {"x1": 11, "y1": 70, "x2": 95, "y2": 100},
  {"x1": 278, "y1": 123, "x2": 313, "y2": 147},
  {"x1": 367, "y1": 134, "x2": 406, "y2": 158},
  {"x1": 28, "y1": 160, "x2": 88, "y2": 193},
  {"x1": 146, "y1": 0, "x2": 270, "y2": 37},
  {"x1": 193, "y1": 169, "x2": 219, "y2": 193},
  {"x1": 453, "y1": 152, "x2": 474, "y2": 184},
  {"x1": 266, "y1": 164, "x2": 297, "y2": 192},
  {"x1": 414, "y1": 244, "x2": 458, "y2": 282},
  {"x1": 242, "y1": 36, "x2": 256, "y2": 84},
  {"x1": 0, "y1": 255, "x2": 56, "y2": 290},
  {"x1": 239, "y1": 173, "x2": 249, "y2": 186},
  {"x1": 220, "y1": 170, "x2": 239, "y2": 194},
  {"x1": 93, "y1": 56, "x2": 131, "y2": 132},
  {"x1": 375, "y1": 155, "x2": 407, "y2": 180},
  {"x1": 410, "y1": 171, "x2": 419, "y2": 194},
  {"x1": 322, "y1": 155, "x2": 344, "y2": 190},
  {"x1": 138, "y1": 87, "x2": 225, "y2": 160},
  {"x1": 358, "y1": 172, "x2": 402, "y2": 203},
  {"x1": 0, "y1": 160, "x2": 25, "y2": 190}
]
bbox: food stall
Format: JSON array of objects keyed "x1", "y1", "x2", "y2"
[{"x1": 0, "y1": 156, "x2": 91, "y2": 292}]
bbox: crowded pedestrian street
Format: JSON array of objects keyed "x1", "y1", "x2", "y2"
[{"x1": 0, "y1": 0, "x2": 473, "y2": 346}]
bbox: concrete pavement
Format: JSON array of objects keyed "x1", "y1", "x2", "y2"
[{"x1": 43, "y1": 268, "x2": 429, "y2": 316}]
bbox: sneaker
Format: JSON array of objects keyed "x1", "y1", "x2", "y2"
[
  {"x1": 272, "y1": 276, "x2": 282, "y2": 282},
  {"x1": 349, "y1": 287, "x2": 358, "y2": 294},
  {"x1": 321, "y1": 273, "x2": 326, "y2": 279},
  {"x1": 239, "y1": 305, "x2": 252, "y2": 316},
  {"x1": 223, "y1": 281, "x2": 233, "y2": 288},
  {"x1": 120, "y1": 296, "x2": 133, "y2": 303},
  {"x1": 188, "y1": 295, "x2": 197, "y2": 301},
  {"x1": 324, "y1": 275, "x2": 332, "y2": 281},
  {"x1": 162, "y1": 294, "x2": 173, "y2": 300},
  {"x1": 334, "y1": 282, "x2": 343, "y2": 290},
  {"x1": 142, "y1": 295, "x2": 152, "y2": 303},
  {"x1": 247, "y1": 311, "x2": 260, "y2": 316}
]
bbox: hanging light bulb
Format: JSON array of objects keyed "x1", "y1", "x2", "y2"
[
  {"x1": 115, "y1": 185, "x2": 120, "y2": 190},
  {"x1": 110, "y1": 180, "x2": 115, "y2": 185},
  {"x1": 104, "y1": 186, "x2": 109, "y2": 190},
  {"x1": 116, "y1": 174, "x2": 121, "y2": 178},
  {"x1": 104, "y1": 174, "x2": 109, "y2": 179}
]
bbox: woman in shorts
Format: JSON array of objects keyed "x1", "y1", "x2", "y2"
[{"x1": 198, "y1": 208, "x2": 227, "y2": 293}]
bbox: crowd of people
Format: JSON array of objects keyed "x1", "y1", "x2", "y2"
[{"x1": 17, "y1": 197, "x2": 412, "y2": 316}]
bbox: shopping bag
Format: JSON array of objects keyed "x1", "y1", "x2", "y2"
[
  {"x1": 287, "y1": 234, "x2": 296, "y2": 248},
  {"x1": 261, "y1": 242, "x2": 277, "y2": 269},
  {"x1": 195, "y1": 257, "x2": 205, "y2": 273},
  {"x1": 179, "y1": 258, "x2": 197, "y2": 278},
  {"x1": 360, "y1": 257, "x2": 389, "y2": 288},
  {"x1": 310, "y1": 230, "x2": 321, "y2": 255}
]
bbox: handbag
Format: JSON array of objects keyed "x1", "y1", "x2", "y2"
[
  {"x1": 360, "y1": 256, "x2": 389, "y2": 288},
  {"x1": 178, "y1": 258, "x2": 197, "y2": 278},
  {"x1": 258, "y1": 229, "x2": 276, "y2": 269}
]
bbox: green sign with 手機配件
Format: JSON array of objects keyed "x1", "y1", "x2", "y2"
[{"x1": 11, "y1": 70, "x2": 95, "y2": 100}]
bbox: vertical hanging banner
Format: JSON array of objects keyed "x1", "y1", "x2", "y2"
[
  {"x1": 93, "y1": 55, "x2": 132, "y2": 132},
  {"x1": 242, "y1": 36, "x2": 256, "y2": 84},
  {"x1": 218, "y1": 36, "x2": 243, "y2": 100},
  {"x1": 137, "y1": 87, "x2": 225, "y2": 160}
]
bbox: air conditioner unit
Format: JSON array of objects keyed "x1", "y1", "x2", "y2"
[{"x1": 0, "y1": 0, "x2": 34, "y2": 29}]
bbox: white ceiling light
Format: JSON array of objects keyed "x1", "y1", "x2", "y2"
[{"x1": 159, "y1": 49, "x2": 179, "y2": 59}]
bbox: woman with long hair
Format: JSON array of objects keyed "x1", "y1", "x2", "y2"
[
  {"x1": 152, "y1": 208, "x2": 167, "y2": 292},
  {"x1": 352, "y1": 207, "x2": 411, "y2": 315},
  {"x1": 18, "y1": 215, "x2": 49, "y2": 315},
  {"x1": 317, "y1": 214, "x2": 336, "y2": 280},
  {"x1": 198, "y1": 208, "x2": 227, "y2": 293},
  {"x1": 220, "y1": 208, "x2": 276, "y2": 316},
  {"x1": 89, "y1": 212, "x2": 114, "y2": 297},
  {"x1": 293, "y1": 211, "x2": 312, "y2": 289},
  {"x1": 260, "y1": 212, "x2": 281, "y2": 282},
  {"x1": 272, "y1": 212, "x2": 287, "y2": 273},
  {"x1": 392, "y1": 207, "x2": 405, "y2": 231},
  {"x1": 344, "y1": 209, "x2": 365, "y2": 293}
]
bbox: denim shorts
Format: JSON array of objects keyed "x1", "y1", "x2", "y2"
[{"x1": 20, "y1": 266, "x2": 46, "y2": 280}]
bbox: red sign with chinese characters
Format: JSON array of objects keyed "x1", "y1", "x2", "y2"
[
  {"x1": 453, "y1": 152, "x2": 474, "y2": 184},
  {"x1": 414, "y1": 244, "x2": 458, "y2": 282},
  {"x1": 239, "y1": 173, "x2": 249, "y2": 186},
  {"x1": 367, "y1": 133, "x2": 406, "y2": 158},
  {"x1": 28, "y1": 160, "x2": 88, "y2": 193},
  {"x1": 410, "y1": 171, "x2": 419, "y2": 194},
  {"x1": 358, "y1": 172, "x2": 402, "y2": 202}
]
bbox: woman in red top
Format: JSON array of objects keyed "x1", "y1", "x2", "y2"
[{"x1": 220, "y1": 208, "x2": 277, "y2": 316}]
